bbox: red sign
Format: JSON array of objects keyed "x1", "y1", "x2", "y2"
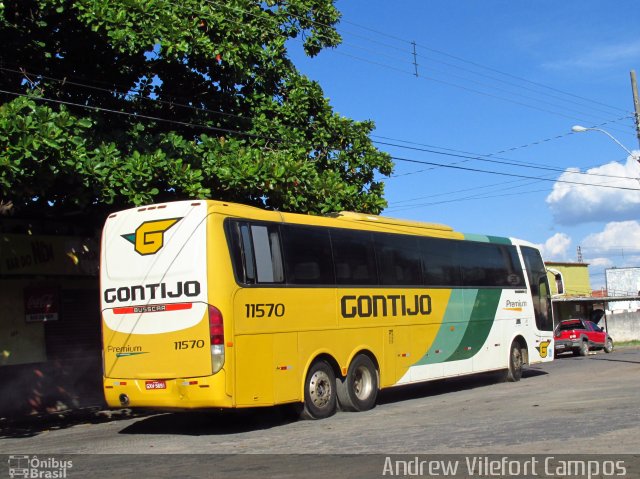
[{"x1": 24, "y1": 287, "x2": 59, "y2": 322}]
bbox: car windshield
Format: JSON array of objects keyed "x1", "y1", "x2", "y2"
[{"x1": 557, "y1": 321, "x2": 584, "y2": 332}]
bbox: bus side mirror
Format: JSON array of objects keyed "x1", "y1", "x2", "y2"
[{"x1": 554, "y1": 273, "x2": 564, "y2": 295}]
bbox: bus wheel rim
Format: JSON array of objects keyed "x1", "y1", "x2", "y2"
[
  {"x1": 309, "y1": 370, "x2": 332, "y2": 408},
  {"x1": 354, "y1": 365, "x2": 373, "y2": 400}
]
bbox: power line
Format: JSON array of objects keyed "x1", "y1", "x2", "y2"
[
  {"x1": 5, "y1": 89, "x2": 637, "y2": 194},
  {"x1": 386, "y1": 186, "x2": 553, "y2": 212},
  {"x1": 378, "y1": 113, "x2": 633, "y2": 181},
  {"x1": 0, "y1": 89, "x2": 270, "y2": 141},
  {"x1": 376, "y1": 139, "x2": 636, "y2": 181},
  {"x1": 202, "y1": 0, "x2": 632, "y2": 125},
  {"x1": 0, "y1": 66, "x2": 253, "y2": 125},
  {"x1": 338, "y1": 17, "x2": 629, "y2": 115},
  {"x1": 390, "y1": 154, "x2": 640, "y2": 192}
]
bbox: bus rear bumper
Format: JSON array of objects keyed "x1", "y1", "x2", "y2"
[{"x1": 103, "y1": 370, "x2": 232, "y2": 409}]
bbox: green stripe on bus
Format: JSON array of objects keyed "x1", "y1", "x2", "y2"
[
  {"x1": 414, "y1": 289, "x2": 473, "y2": 365},
  {"x1": 445, "y1": 289, "x2": 502, "y2": 362},
  {"x1": 463, "y1": 233, "x2": 512, "y2": 245},
  {"x1": 485, "y1": 235, "x2": 512, "y2": 245}
]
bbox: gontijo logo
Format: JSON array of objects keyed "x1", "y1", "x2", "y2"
[
  {"x1": 121, "y1": 218, "x2": 181, "y2": 255},
  {"x1": 536, "y1": 340, "x2": 551, "y2": 358}
]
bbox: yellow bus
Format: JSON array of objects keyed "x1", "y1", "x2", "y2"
[{"x1": 100, "y1": 200, "x2": 554, "y2": 419}]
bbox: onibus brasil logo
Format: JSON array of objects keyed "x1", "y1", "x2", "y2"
[
  {"x1": 8, "y1": 455, "x2": 73, "y2": 478},
  {"x1": 121, "y1": 218, "x2": 181, "y2": 256}
]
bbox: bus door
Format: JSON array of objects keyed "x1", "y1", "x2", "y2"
[{"x1": 521, "y1": 246, "x2": 554, "y2": 361}]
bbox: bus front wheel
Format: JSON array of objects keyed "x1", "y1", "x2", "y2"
[
  {"x1": 505, "y1": 341, "x2": 523, "y2": 382},
  {"x1": 300, "y1": 360, "x2": 337, "y2": 420},
  {"x1": 337, "y1": 354, "x2": 379, "y2": 412}
]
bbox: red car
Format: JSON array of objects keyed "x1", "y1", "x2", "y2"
[{"x1": 554, "y1": 319, "x2": 614, "y2": 357}]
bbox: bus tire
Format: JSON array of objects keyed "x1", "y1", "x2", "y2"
[
  {"x1": 300, "y1": 360, "x2": 337, "y2": 420},
  {"x1": 337, "y1": 354, "x2": 379, "y2": 412},
  {"x1": 506, "y1": 340, "x2": 523, "y2": 382}
]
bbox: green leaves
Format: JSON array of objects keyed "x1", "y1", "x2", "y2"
[{"x1": 1, "y1": 0, "x2": 391, "y2": 224}]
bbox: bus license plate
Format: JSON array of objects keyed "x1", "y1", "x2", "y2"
[{"x1": 145, "y1": 380, "x2": 166, "y2": 390}]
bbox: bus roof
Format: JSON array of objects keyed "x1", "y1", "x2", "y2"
[{"x1": 124, "y1": 200, "x2": 520, "y2": 244}]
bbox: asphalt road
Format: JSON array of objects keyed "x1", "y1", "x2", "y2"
[{"x1": 1, "y1": 347, "x2": 639, "y2": 478}]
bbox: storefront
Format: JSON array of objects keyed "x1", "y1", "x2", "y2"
[{"x1": 0, "y1": 230, "x2": 103, "y2": 416}]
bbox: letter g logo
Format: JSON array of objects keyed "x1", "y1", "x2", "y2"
[
  {"x1": 122, "y1": 218, "x2": 181, "y2": 255},
  {"x1": 536, "y1": 340, "x2": 550, "y2": 358}
]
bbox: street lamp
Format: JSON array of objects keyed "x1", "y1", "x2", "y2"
[{"x1": 571, "y1": 125, "x2": 640, "y2": 163}]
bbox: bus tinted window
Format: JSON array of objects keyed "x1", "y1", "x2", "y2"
[
  {"x1": 421, "y1": 237, "x2": 461, "y2": 287},
  {"x1": 330, "y1": 229, "x2": 377, "y2": 285},
  {"x1": 281, "y1": 225, "x2": 335, "y2": 285},
  {"x1": 521, "y1": 246, "x2": 553, "y2": 331},
  {"x1": 375, "y1": 233, "x2": 423, "y2": 285},
  {"x1": 458, "y1": 242, "x2": 525, "y2": 288}
]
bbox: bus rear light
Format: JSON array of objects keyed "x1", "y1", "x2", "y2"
[{"x1": 208, "y1": 305, "x2": 225, "y2": 373}]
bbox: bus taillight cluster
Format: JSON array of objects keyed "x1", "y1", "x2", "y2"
[{"x1": 209, "y1": 305, "x2": 225, "y2": 373}]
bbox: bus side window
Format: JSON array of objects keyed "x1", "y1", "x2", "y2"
[
  {"x1": 421, "y1": 237, "x2": 461, "y2": 287},
  {"x1": 281, "y1": 225, "x2": 335, "y2": 285},
  {"x1": 250, "y1": 224, "x2": 284, "y2": 284},
  {"x1": 374, "y1": 233, "x2": 422, "y2": 285},
  {"x1": 230, "y1": 221, "x2": 284, "y2": 285},
  {"x1": 239, "y1": 223, "x2": 256, "y2": 283},
  {"x1": 330, "y1": 229, "x2": 377, "y2": 285}
]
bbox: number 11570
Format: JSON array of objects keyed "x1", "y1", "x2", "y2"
[{"x1": 245, "y1": 303, "x2": 285, "y2": 318}]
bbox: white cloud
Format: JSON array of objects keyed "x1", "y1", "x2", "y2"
[
  {"x1": 580, "y1": 222, "x2": 640, "y2": 284},
  {"x1": 543, "y1": 40, "x2": 640, "y2": 71},
  {"x1": 582, "y1": 221, "x2": 640, "y2": 253},
  {"x1": 587, "y1": 257, "x2": 613, "y2": 269},
  {"x1": 537, "y1": 232, "x2": 572, "y2": 261},
  {"x1": 546, "y1": 157, "x2": 640, "y2": 225}
]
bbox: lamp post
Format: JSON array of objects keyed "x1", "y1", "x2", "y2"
[{"x1": 571, "y1": 125, "x2": 640, "y2": 164}]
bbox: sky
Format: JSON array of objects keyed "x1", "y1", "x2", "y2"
[{"x1": 287, "y1": 0, "x2": 640, "y2": 291}]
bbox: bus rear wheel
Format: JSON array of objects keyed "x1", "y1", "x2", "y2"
[
  {"x1": 337, "y1": 354, "x2": 379, "y2": 412},
  {"x1": 300, "y1": 360, "x2": 337, "y2": 420}
]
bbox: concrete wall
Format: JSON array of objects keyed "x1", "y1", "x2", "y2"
[{"x1": 604, "y1": 311, "x2": 640, "y2": 342}]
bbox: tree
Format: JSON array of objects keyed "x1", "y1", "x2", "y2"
[{"x1": 0, "y1": 0, "x2": 392, "y2": 222}]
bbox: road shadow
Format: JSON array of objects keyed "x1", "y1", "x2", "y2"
[
  {"x1": 554, "y1": 348, "x2": 640, "y2": 364},
  {"x1": 118, "y1": 369, "x2": 549, "y2": 436},
  {"x1": 378, "y1": 368, "x2": 547, "y2": 406},
  {"x1": 590, "y1": 356, "x2": 640, "y2": 364},
  {"x1": 118, "y1": 405, "x2": 300, "y2": 436},
  {"x1": 0, "y1": 408, "x2": 151, "y2": 439}
]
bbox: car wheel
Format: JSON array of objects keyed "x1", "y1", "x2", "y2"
[
  {"x1": 579, "y1": 341, "x2": 589, "y2": 357},
  {"x1": 604, "y1": 338, "x2": 614, "y2": 354}
]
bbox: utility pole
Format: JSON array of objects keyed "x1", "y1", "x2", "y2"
[
  {"x1": 412, "y1": 41, "x2": 418, "y2": 78},
  {"x1": 631, "y1": 70, "x2": 640, "y2": 150}
]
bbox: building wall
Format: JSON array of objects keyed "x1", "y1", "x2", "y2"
[
  {"x1": 605, "y1": 311, "x2": 640, "y2": 342},
  {"x1": 546, "y1": 262, "x2": 591, "y2": 296}
]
